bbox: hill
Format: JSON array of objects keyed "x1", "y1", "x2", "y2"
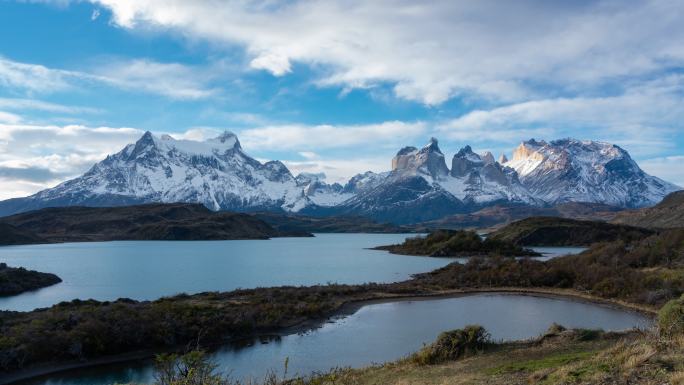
[
  {"x1": 418, "y1": 202, "x2": 624, "y2": 230},
  {"x1": 611, "y1": 190, "x2": 684, "y2": 229},
  {"x1": 375, "y1": 229, "x2": 539, "y2": 257},
  {"x1": 0, "y1": 203, "x2": 309, "y2": 244},
  {"x1": 489, "y1": 216, "x2": 654, "y2": 246},
  {"x1": 251, "y1": 212, "x2": 409, "y2": 233},
  {"x1": 0, "y1": 223, "x2": 46, "y2": 246},
  {"x1": 0, "y1": 263, "x2": 62, "y2": 296}
]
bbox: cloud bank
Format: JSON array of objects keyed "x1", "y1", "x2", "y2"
[{"x1": 86, "y1": 0, "x2": 684, "y2": 104}]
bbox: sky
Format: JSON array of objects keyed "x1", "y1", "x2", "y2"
[{"x1": 0, "y1": 0, "x2": 683, "y2": 199}]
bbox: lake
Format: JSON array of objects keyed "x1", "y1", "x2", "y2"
[
  {"x1": 16, "y1": 293, "x2": 652, "y2": 385},
  {"x1": 0, "y1": 234, "x2": 587, "y2": 311}
]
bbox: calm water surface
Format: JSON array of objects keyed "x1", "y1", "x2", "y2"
[
  {"x1": 0, "y1": 235, "x2": 587, "y2": 311},
  {"x1": 19, "y1": 293, "x2": 651, "y2": 385},
  {"x1": 0, "y1": 234, "x2": 454, "y2": 311}
]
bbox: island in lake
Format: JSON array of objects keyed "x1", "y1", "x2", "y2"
[
  {"x1": 374, "y1": 229, "x2": 540, "y2": 257},
  {"x1": 0, "y1": 263, "x2": 62, "y2": 296}
]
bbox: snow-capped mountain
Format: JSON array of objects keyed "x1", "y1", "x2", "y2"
[
  {"x1": 0, "y1": 132, "x2": 678, "y2": 222},
  {"x1": 325, "y1": 138, "x2": 536, "y2": 223},
  {"x1": 504, "y1": 139, "x2": 680, "y2": 207},
  {"x1": 0, "y1": 131, "x2": 315, "y2": 216},
  {"x1": 295, "y1": 172, "x2": 353, "y2": 207}
]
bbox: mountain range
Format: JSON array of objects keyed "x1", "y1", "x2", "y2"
[{"x1": 0, "y1": 131, "x2": 679, "y2": 224}]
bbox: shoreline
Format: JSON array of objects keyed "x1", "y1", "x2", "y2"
[{"x1": 1, "y1": 287, "x2": 655, "y2": 385}]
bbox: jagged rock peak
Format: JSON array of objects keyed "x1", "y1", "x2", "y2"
[
  {"x1": 295, "y1": 172, "x2": 326, "y2": 185},
  {"x1": 451, "y1": 145, "x2": 482, "y2": 177},
  {"x1": 481, "y1": 151, "x2": 495, "y2": 165},
  {"x1": 420, "y1": 137, "x2": 443, "y2": 153},
  {"x1": 395, "y1": 146, "x2": 418, "y2": 157},
  {"x1": 455, "y1": 145, "x2": 474, "y2": 157},
  {"x1": 499, "y1": 154, "x2": 509, "y2": 164},
  {"x1": 512, "y1": 139, "x2": 546, "y2": 162},
  {"x1": 392, "y1": 137, "x2": 448, "y2": 178}
]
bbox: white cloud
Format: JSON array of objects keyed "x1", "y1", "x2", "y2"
[
  {"x1": 93, "y1": 59, "x2": 220, "y2": 100},
  {"x1": 0, "y1": 124, "x2": 143, "y2": 198},
  {"x1": 0, "y1": 56, "x2": 74, "y2": 93},
  {"x1": 283, "y1": 157, "x2": 389, "y2": 184},
  {"x1": 250, "y1": 52, "x2": 291, "y2": 76},
  {"x1": 0, "y1": 98, "x2": 101, "y2": 114},
  {"x1": 438, "y1": 77, "x2": 684, "y2": 158},
  {"x1": 0, "y1": 56, "x2": 218, "y2": 100},
  {"x1": 640, "y1": 156, "x2": 684, "y2": 187},
  {"x1": 0, "y1": 111, "x2": 22, "y2": 124},
  {"x1": 238, "y1": 121, "x2": 426, "y2": 151},
  {"x1": 83, "y1": 0, "x2": 684, "y2": 104},
  {"x1": 298, "y1": 151, "x2": 318, "y2": 160}
]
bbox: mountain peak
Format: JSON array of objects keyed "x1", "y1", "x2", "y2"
[
  {"x1": 506, "y1": 138, "x2": 679, "y2": 207},
  {"x1": 208, "y1": 131, "x2": 241, "y2": 150},
  {"x1": 499, "y1": 154, "x2": 509, "y2": 164},
  {"x1": 420, "y1": 137, "x2": 443, "y2": 154},
  {"x1": 392, "y1": 138, "x2": 448, "y2": 179},
  {"x1": 481, "y1": 151, "x2": 495, "y2": 164}
]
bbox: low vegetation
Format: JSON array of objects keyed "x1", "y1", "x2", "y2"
[
  {"x1": 0, "y1": 263, "x2": 62, "y2": 296},
  {"x1": 410, "y1": 325, "x2": 490, "y2": 365},
  {"x1": 0, "y1": 203, "x2": 310, "y2": 244},
  {"x1": 251, "y1": 212, "x2": 409, "y2": 234},
  {"x1": 0, "y1": 223, "x2": 45, "y2": 246},
  {"x1": 658, "y1": 294, "x2": 684, "y2": 337},
  {"x1": 488, "y1": 216, "x2": 654, "y2": 246},
  {"x1": 412, "y1": 229, "x2": 684, "y2": 306},
  {"x1": 375, "y1": 229, "x2": 539, "y2": 257},
  {"x1": 612, "y1": 190, "x2": 684, "y2": 229},
  {"x1": 144, "y1": 317, "x2": 684, "y2": 385}
]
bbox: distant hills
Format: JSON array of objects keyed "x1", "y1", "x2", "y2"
[
  {"x1": 0, "y1": 204, "x2": 309, "y2": 245},
  {"x1": 489, "y1": 217, "x2": 655, "y2": 246},
  {"x1": 611, "y1": 191, "x2": 684, "y2": 229},
  {"x1": 0, "y1": 131, "x2": 679, "y2": 224}
]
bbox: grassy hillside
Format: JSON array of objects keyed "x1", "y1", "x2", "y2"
[
  {"x1": 375, "y1": 229, "x2": 539, "y2": 257},
  {"x1": 251, "y1": 212, "x2": 409, "y2": 233},
  {"x1": 0, "y1": 223, "x2": 45, "y2": 246},
  {"x1": 0, "y1": 263, "x2": 62, "y2": 296},
  {"x1": 489, "y1": 216, "x2": 654, "y2": 246},
  {"x1": 612, "y1": 190, "x2": 684, "y2": 229},
  {"x1": 0, "y1": 203, "x2": 310, "y2": 244},
  {"x1": 418, "y1": 202, "x2": 624, "y2": 230}
]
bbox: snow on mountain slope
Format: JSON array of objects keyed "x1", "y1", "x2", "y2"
[
  {"x1": 504, "y1": 139, "x2": 680, "y2": 207},
  {"x1": 0, "y1": 133, "x2": 678, "y2": 220},
  {"x1": 329, "y1": 138, "x2": 534, "y2": 223},
  {"x1": 9, "y1": 131, "x2": 311, "y2": 213},
  {"x1": 295, "y1": 173, "x2": 354, "y2": 207},
  {"x1": 442, "y1": 145, "x2": 537, "y2": 205}
]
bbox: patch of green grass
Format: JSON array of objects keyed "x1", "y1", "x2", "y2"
[
  {"x1": 541, "y1": 360, "x2": 613, "y2": 385},
  {"x1": 486, "y1": 350, "x2": 595, "y2": 375}
]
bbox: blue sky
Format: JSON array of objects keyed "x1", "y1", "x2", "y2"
[{"x1": 0, "y1": 0, "x2": 683, "y2": 199}]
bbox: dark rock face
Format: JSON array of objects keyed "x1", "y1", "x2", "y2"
[
  {"x1": 0, "y1": 223, "x2": 45, "y2": 246},
  {"x1": 612, "y1": 190, "x2": 684, "y2": 229},
  {"x1": 330, "y1": 176, "x2": 465, "y2": 224},
  {"x1": 0, "y1": 263, "x2": 62, "y2": 296},
  {"x1": 393, "y1": 138, "x2": 449, "y2": 179}
]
